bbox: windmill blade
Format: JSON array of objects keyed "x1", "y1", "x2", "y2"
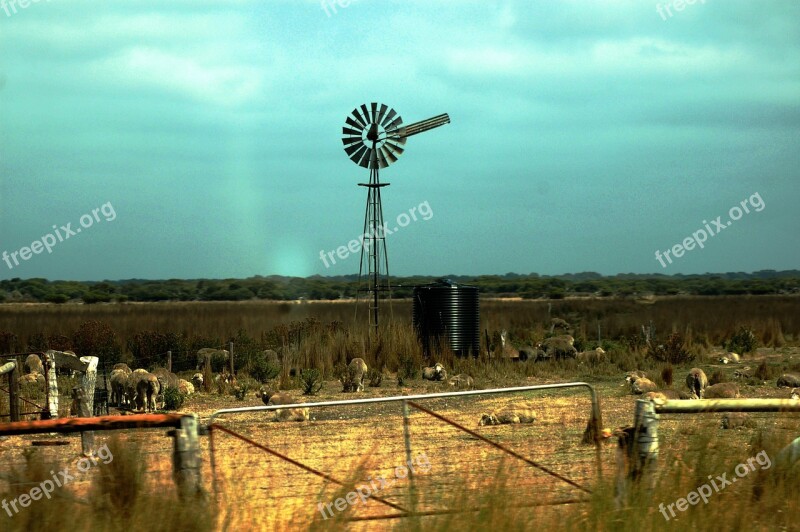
[
  {"x1": 374, "y1": 103, "x2": 388, "y2": 126},
  {"x1": 375, "y1": 145, "x2": 391, "y2": 168},
  {"x1": 342, "y1": 134, "x2": 363, "y2": 147},
  {"x1": 398, "y1": 113, "x2": 450, "y2": 138},
  {"x1": 370, "y1": 102, "x2": 380, "y2": 125},
  {"x1": 342, "y1": 126, "x2": 363, "y2": 137},
  {"x1": 383, "y1": 140, "x2": 405, "y2": 158},
  {"x1": 345, "y1": 115, "x2": 365, "y2": 130},
  {"x1": 357, "y1": 105, "x2": 371, "y2": 127},
  {"x1": 344, "y1": 142, "x2": 365, "y2": 157},
  {"x1": 379, "y1": 145, "x2": 398, "y2": 166},
  {"x1": 348, "y1": 144, "x2": 368, "y2": 165},
  {"x1": 380, "y1": 108, "x2": 398, "y2": 127},
  {"x1": 358, "y1": 146, "x2": 373, "y2": 168}
]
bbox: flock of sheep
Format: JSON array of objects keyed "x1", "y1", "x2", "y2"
[{"x1": 109, "y1": 364, "x2": 196, "y2": 412}]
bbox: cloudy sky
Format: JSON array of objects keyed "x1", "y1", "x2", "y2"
[{"x1": 0, "y1": 0, "x2": 798, "y2": 281}]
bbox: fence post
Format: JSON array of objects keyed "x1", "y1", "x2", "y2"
[
  {"x1": 45, "y1": 351, "x2": 59, "y2": 419},
  {"x1": 632, "y1": 399, "x2": 659, "y2": 490},
  {"x1": 173, "y1": 414, "x2": 203, "y2": 499},
  {"x1": 401, "y1": 399, "x2": 417, "y2": 517},
  {"x1": 229, "y1": 342, "x2": 234, "y2": 376},
  {"x1": 615, "y1": 399, "x2": 659, "y2": 508},
  {"x1": 2, "y1": 359, "x2": 19, "y2": 422},
  {"x1": 167, "y1": 351, "x2": 172, "y2": 373}
]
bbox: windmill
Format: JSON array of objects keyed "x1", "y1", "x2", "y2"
[{"x1": 341, "y1": 103, "x2": 450, "y2": 335}]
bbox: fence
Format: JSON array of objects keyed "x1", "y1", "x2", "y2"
[
  {"x1": 617, "y1": 398, "x2": 800, "y2": 506},
  {"x1": 206, "y1": 382, "x2": 605, "y2": 527},
  {"x1": 0, "y1": 412, "x2": 202, "y2": 521}
]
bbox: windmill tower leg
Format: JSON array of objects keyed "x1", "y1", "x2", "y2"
[{"x1": 357, "y1": 166, "x2": 390, "y2": 339}]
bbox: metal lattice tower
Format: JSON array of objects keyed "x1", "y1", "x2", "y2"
[{"x1": 341, "y1": 103, "x2": 450, "y2": 336}]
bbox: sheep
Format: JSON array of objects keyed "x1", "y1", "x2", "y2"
[
  {"x1": 177, "y1": 379, "x2": 195, "y2": 396},
  {"x1": 518, "y1": 346, "x2": 547, "y2": 362},
  {"x1": 625, "y1": 370, "x2": 647, "y2": 383},
  {"x1": 550, "y1": 317, "x2": 570, "y2": 333},
  {"x1": 643, "y1": 389, "x2": 691, "y2": 401},
  {"x1": 196, "y1": 348, "x2": 230, "y2": 371},
  {"x1": 125, "y1": 369, "x2": 149, "y2": 409},
  {"x1": 24, "y1": 354, "x2": 43, "y2": 374},
  {"x1": 630, "y1": 376, "x2": 658, "y2": 395},
  {"x1": 191, "y1": 372, "x2": 204, "y2": 389},
  {"x1": 734, "y1": 366, "x2": 752, "y2": 380},
  {"x1": 19, "y1": 372, "x2": 44, "y2": 385},
  {"x1": 777, "y1": 373, "x2": 800, "y2": 388},
  {"x1": 718, "y1": 352, "x2": 741, "y2": 364},
  {"x1": 448, "y1": 374, "x2": 474, "y2": 390},
  {"x1": 340, "y1": 358, "x2": 368, "y2": 392},
  {"x1": 791, "y1": 388, "x2": 799, "y2": 400},
  {"x1": 686, "y1": 368, "x2": 709, "y2": 399},
  {"x1": 721, "y1": 412, "x2": 756, "y2": 429},
  {"x1": 537, "y1": 335, "x2": 577, "y2": 359},
  {"x1": 422, "y1": 362, "x2": 447, "y2": 382},
  {"x1": 479, "y1": 404, "x2": 537, "y2": 426},
  {"x1": 110, "y1": 369, "x2": 129, "y2": 407},
  {"x1": 135, "y1": 373, "x2": 161, "y2": 412},
  {"x1": 577, "y1": 347, "x2": 606, "y2": 364},
  {"x1": 262, "y1": 390, "x2": 309, "y2": 422},
  {"x1": 112, "y1": 363, "x2": 131, "y2": 374},
  {"x1": 153, "y1": 368, "x2": 179, "y2": 391},
  {"x1": 703, "y1": 382, "x2": 740, "y2": 399}
]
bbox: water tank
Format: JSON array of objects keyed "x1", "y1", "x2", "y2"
[{"x1": 412, "y1": 279, "x2": 480, "y2": 358}]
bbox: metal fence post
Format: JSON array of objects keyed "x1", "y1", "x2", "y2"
[{"x1": 173, "y1": 414, "x2": 203, "y2": 499}]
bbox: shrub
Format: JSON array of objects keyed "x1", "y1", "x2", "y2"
[
  {"x1": 232, "y1": 382, "x2": 250, "y2": 401},
  {"x1": 709, "y1": 370, "x2": 728, "y2": 386},
  {"x1": 661, "y1": 364, "x2": 674, "y2": 387},
  {"x1": 754, "y1": 360, "x2": 778, "y2": 382},
  {"x1": 367, "y1": 368, "x2": 383, "y2": 388},
  {"x1": 249, "y1": 357, "x2": 280, "y2": 383},
  {"x1": 726, "y1": 326, "x2": 758, "y2": 354},
  {"x1": 162, "y1": 386, "x2": 185, "y2": 410},
  {"x1": 647, "y1": 332, "x2": 694, "y2": 365},
  {"x1": 300, "y1": 369, "x2": 323, "y2": 395}
]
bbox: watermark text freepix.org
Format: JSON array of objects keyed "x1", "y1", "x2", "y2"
[
  {"x1": 2, "y1": 201, "x2": 117, "y2": 270},
  {"x1": 2, "y1": 443, "x2": 114, "y2": 518},
  {"x1": 2, "y1": 0, "x2": 52, "y2": 18},
  {"x1": 659, "y1": 449, "x2": 771, "y2": 521},
  {"x1": 655, "y1": 192, "x2": 764, "y2": 269},
  {"x1": 319, "y1": 200, "x2": 432, "y2": 269},
  {"x1": 318, "y1": 452, "x2": 431, "y2": 519}
]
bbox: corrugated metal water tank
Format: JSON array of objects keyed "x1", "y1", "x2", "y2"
[{"x1": 412, "y1": 279, "x2": 480, "y2": 357}]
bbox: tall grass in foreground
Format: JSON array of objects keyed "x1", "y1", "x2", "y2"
[{"x1": 1, "y1": 425, "x2": 797, "y2": 531}]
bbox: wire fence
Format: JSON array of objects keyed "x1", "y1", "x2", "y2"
[{"x1": 207, "y1": 383, "x2": 607, "y2": 524}]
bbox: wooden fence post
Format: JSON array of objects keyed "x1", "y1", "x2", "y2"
[
  {"x1": 1, "y1": 360, "x2": 19, "y2": 422},
  {"x1": 172, "y1": 414, "x2": 203, "y2": 499},
  {"x1": 229, "y1": 342, "x2": 234, "y2": 376},
  {"x1": 615, "y1": 399, "x2": 659, "y2": 507},
  {"x1": 45, "y1": 351, "x2": 59, "y2": 419},
  {"x1": 167, "y1": 351, "x2": 172, "y2": 373}
]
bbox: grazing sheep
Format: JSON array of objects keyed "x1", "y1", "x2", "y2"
[
  {"x1": 791, "y1": 388, "x2": 799, "y2": 400},
  {"x1": 718, "y1": 352, "x2": 741, "y2": 364},
  {"x1": 734, "y1": 366, "x2": 752, "y2": 380},
  {"x1": 577, "y1": 348, "x2": 606, "y2": 364},
  {"x1": 538, "y1": 335, "x2": 577, "y2": 359},
  {"x1": 686, "y1": 368, "x2": 709, "y2": 399},
  {"x1": 704, "y1": 382, "x2": 740, "y2": 399},
  {"x1": 196, "y1": 348, "x2": 230, "y2": 371},
  {"x1": 643, "y1": 391, "x2": 668, "y2": 401},
  {"x1": 110, "y1": 369, "x2": 129, "y2": 407},
  {"x1": 518, "y1": 346, "x2": 547, "y2": 362},
  {"x1": 177, "y1": 379, "x2": 195, "y2": 396},
  {"x1": 422, "y1": 362, "x2": 447, "y2": 382},
  {"x1": 135, "y1": 373, "x2": 161, "y2": 412},
  {"x1": 777, "y1": 373, "x2": 800, "y2": 388},
  {"x1": 112, "y1": 363, "x2": 132, "y2": 374},
  {"x1": 550, "y1": 318, "x2": 570, "y2": 333},
  {"x1": 479, "y1": 404, "x2": 537, "y2": 426},
  {"x1": 262, "y1": 391, "x2": 309, "y2": 422},
  {"x1": 448, "y1": 374, "x2": 474, "y2": 389},
  {"x1": 340, "y1": 358, "x2": 368, "y2": 392},
  {"x1": 153, "y1": 368, "x2": 179, "y2": 391},
  {"x1": 721, "y1": 413, "x2": 756, "y2": 429},
  {"x1": 125, "y1": 369, "x2": 149, "y2": 409},
  {"x1": 24, "y1": 354, "x2": 43, "y2": 374},
  {"x1": 630, "y1": 376, "x2": 658, "y2": 395},
  {"x1": 191, "y1": 373, "x2": 204, "y2": 389}
]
